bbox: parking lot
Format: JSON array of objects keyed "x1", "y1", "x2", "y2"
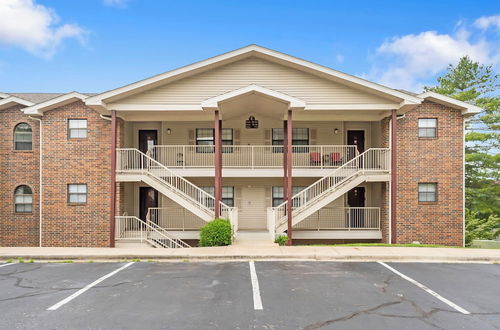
[{"x1": 0, "y1": 261, "x2": 499, "y2": 329}]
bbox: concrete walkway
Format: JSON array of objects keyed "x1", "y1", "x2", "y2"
[{"x1": 1, "y1": 246, "x2": 500, "y2": 263}]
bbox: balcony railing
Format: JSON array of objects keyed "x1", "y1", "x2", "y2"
[
  {"x1": 148, "y1": 145, "x2": 358, "y2": 169},
  {"x1": 293, "y1": 207, "x2": 381, "y2": 231}
]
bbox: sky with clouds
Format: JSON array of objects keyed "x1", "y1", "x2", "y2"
[{"x1": 0, "y1": 0, "x2": 498, "y2": 93}]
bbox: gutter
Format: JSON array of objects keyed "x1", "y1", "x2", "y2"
[{"x1": 29, "y1": 116, "x2": 43, "y2": 247}]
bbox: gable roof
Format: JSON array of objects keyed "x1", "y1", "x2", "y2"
[
  {"x1": 418, "y1": 91, "x2": 482, "y2": 116},
  {"x1": 22, "y1": 92, "x2": 89, "y2": 115},
  {"x1": 85, "y1": 45, "x2": 423, "y2": 111},
  {"x1": 0, "y1": 96, "x2": 34, "y2": 110}
]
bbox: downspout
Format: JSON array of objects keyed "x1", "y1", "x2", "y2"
[
  {"x1": 29, "y1": 116, "x2": 42, "y2": 247},
  {"x1": 100, "y1": 114, "x2": 112, "y2": 121}
]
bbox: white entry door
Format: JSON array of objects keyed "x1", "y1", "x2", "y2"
[{"x1": 238, "y1": 187, "x2": 267, "y2": 230}]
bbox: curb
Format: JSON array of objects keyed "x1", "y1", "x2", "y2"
[{"x1": 1, "y1": 254, "x2": 499, "y2": 263}]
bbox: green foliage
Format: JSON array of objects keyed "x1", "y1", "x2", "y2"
[
  {"x1": 465, "y1": 210, "x2": 500, "y2": 246},
  {"x1": 199, "y1": 218, "x2": 233, "y2": 247},
  {"x1": 274, "y1": 235, "x2": 288, "y2": 246},
  {"x1": 425, "y1": 56, "x2": 499, "y2": 241}
]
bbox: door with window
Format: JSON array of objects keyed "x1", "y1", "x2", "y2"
[
  {"x1": 139, "y1": 130, "x2": 158, "y2": 154},
  {"x1": 347, "y1": 187, "x2": 365, "y2": 228},
  {"x1": 139, "y1": 187, "x2": 158, "y2": 222}
]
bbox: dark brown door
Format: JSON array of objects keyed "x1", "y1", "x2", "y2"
[
  {"x1": 139, "y1": 130, "x2": 158, "y2": 154},
  {"x1": 139, "y1": 187, "x2": 158, "y2": 221},
  {"x1": 347, "y1": 130, "x2": 365, "y2": 154},
  {"x1": 347, "y1": 187, "x2": 365, "y2": 228}
]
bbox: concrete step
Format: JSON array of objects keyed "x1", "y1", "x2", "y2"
[{"x1": 233, "y1": 231, "x2": 278, "y2": 247}]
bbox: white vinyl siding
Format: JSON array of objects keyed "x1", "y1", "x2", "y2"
[{"x1": 117, "y1": 58, "x2": 393, "y2": 106}]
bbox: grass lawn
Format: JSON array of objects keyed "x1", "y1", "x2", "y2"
[{"x1": 308, "y1": 243, "x2": 465, "y2": 248}]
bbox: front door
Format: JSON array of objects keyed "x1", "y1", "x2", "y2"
[
  {"x1": 139, "y1": 130, "x2": 158, "y2": 154},
  {"x1": 347, "y1": 130, "x2": 365, "y2": 157},
  {"x1": 238, "y1": 187, "x2": 267, "y2": 230},
  {"x1": 139, "y1": 187, "x2": 158, "y2": 221},
  {"x1": 347, "y1": 187, "x2": 365, "y2": 228}
]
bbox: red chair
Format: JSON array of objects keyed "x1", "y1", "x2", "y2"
[
  {"x1": 310, "y1": 152, "x2": 321, "y2": 166},
  {"x1": 330, "y1": 152, "x2": 342, "y2": 166}
]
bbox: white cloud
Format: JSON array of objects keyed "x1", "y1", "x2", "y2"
[
  {"x1": 0, "y1": 0, "x2": 86, "y2": 58},
  {"x1": 364, "y1": 18, "x2": 500, "y2": 92},
  {"x1": 103, "y1": 0, "x2": 128, "y2": 8},
  {"x1": 474, "y1": 14, "x2": 500, "y2": 31}
]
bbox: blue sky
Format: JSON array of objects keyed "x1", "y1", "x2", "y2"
[{"x1": 0, "y1": 0, "x2": 499, "y2": 93}]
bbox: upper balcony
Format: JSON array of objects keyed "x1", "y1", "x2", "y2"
[{"x1": 148, "y1": 144, "x2": 359, "y2": 177}]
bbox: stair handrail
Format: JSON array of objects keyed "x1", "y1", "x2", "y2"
[
  {"x1": 115, "y1": 215, "x2": 188, "y2": 248},
  {"x1": 117, "y1": 148, "x2": 233, "y2": 216},
  {"x1": 145, "y1": 216, "x2": 191, "y2": 248},
  {"x1": 273, "y1": 148, "x2": 390, "y2": 227}
]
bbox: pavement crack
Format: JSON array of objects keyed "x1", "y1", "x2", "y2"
[{"x1": 303, "y1": 301, "x2": 401, "y2": 330}]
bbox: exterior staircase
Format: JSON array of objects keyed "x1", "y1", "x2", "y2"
[
  {"x1": 115, "y1": 216, "x2": 191, "y2": 248},
  {"x1": 116, "y1": 148, "x2": 236, "y2": 222},
  {"x1": 273, "y1": 148, "x2": 390, "y2": 233}
]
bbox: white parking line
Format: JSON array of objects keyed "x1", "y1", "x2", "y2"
[
  {"x1": 249, "y1": 261, "x2": 263, "y2": 310},
  {"x1": 47, "y1": 262, "x2": 134, "y2": 311},
  {"x1": 377, "y1": 262, "x2": 470, "y2": 315},
  {"x1": 0, "y1": 263, "x2": 14, "y2": 268}
]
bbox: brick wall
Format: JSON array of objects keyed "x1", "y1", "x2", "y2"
[
  {"x1": 396, "y1": 101, "x2": 464, "y2": 246},
  {"x1": 41, "y1": 101, "x2": 114, "y2": 247},
  {"x1": 0, "y1": 105, "x2": 40, "y2": 246}
]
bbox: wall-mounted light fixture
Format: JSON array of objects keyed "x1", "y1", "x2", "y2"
[
  {"x1": 334, "y1": 128, "x2": 339, "y2": 135},
  {"x1": 166, "y1": 128, "x2": 172, "y2": 135}
]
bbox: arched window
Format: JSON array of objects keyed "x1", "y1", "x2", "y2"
[
  {"x1": 14, "y1": 123, "x2": 32, "y2": 150},
  {"x1": 14, "y1": 185, "x2": 33, "y2": 213}
]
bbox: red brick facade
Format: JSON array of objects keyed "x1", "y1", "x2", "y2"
[
  {"x1": 0, "y1": 99, "x2": 464, "y2": 247},
  {"x1": 395, "y1": 101, "x2": 464, "y2": 246},
  {"x1": 0, "y1": 105, "x2": 40, "y2": 247}
]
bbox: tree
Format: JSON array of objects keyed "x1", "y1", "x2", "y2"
[{"x1": 425, "y1": 56, "x2": 500, "y2": 244}]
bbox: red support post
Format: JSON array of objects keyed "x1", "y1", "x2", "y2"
[
  {"x1": 286, "y1": 110, "x2": 293, "y2": 246},
  {"x1": 214, "y1": 110, "x2": 222, "y2": 218},
  {"x1": 390, "y1": 109, "x2": 397, "y2": 244},
  {"x1": 110, "y1": 110, "x2": 117, "y2": 248},
  {"x1": 283, "y1": 120, "x2": 288, "y2": 203}
]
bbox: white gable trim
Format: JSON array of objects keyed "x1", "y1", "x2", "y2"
[
  {"x1": 23, "y1": 92, "x2": 88, "y2": 116},
  {"x1": 85, "y1": 45, "x2": 422, "y2": 109},
  {"x1": 0, "y1": 96, "x2": 34, "y2": 110},
  {"x1": 0, "y1": 92, "x2": 11, "y2": 99},
  {"x1": 418, "y1": 91, "x2": 482, "y2": 116},
  {"x1": 201, "y1": 84, "x2": 306, "y2": 110}
]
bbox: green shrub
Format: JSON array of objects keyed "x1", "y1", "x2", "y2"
[
  {"x1": 199, "y1": 218, "x2": 232, "y2": 247},
  {"x1": 274, "y1": 235, "x2": 288, "y2": 246}
]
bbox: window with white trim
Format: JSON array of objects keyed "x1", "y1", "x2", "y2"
[
  {"x1": 199, "y1": 186, "x2": 234, "y2": 207},
  {"x1": 272, "y1": 186, "x2": 307, "y2": 207},
  {"x1": 14, "y1": 123, "x2": 32, "y2": 150},
  {"x1": 14, "y1": 185, "x2": 32, "y2": 213},
  {"x1": 418, "y1": 118, "x2": 437, "y2": 138},
  {"x1": 68, "y1": 119, "x2": 87, "y2": 139},
  {"x1": 418, "y1": 183, "x2": 437, "y2": 202},
  {"x1": 195, "y1": 128, "x2": 233, "y2": 153},
  {"x1": 68, "y1": 184, "x2": 87, "y2": 204}
]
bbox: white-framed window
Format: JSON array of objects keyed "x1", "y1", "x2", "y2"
[
  {"x1": 418, "y1": 118, "x2": 437, "y2": 138},
  {"x1": 272, "y1": 186, "x2": 307, "y2": 207},
  {"x1": 222, "y1": 187, "x2": 234, "y2": 207},
  {"x1": 68, "y1": 184, "x2": 87, "y2": 204},
  {"x1": 14, "y1": 185, "x2": 33, "y2": 213},
  {"x1": 14, "y1": 123, "x2": 32, "y2": 150},
  {"x1": 68, "y1": 119, "x2": 88, "y2": 139},
  {"x1": 199, "y1": 186, "x2": 234, "y2": 207},
  {"x1": 195, "y1": 128, "x2": 233, "y2": 153},
  {"x1": 418, "y1": 183, "x2": 437, "y2": 202}
]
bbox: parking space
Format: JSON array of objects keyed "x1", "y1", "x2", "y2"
[{"x1": 0, "y1": 261, "x2": 498, "y2": 329}]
